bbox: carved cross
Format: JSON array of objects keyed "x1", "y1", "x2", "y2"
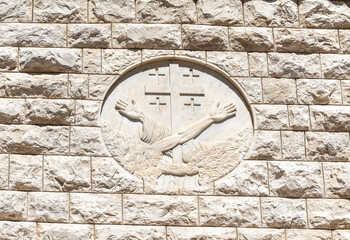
[{"x1": 150, "y1": 96, "x2": 166, "y2": 111}]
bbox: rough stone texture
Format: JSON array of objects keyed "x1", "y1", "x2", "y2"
[
  {"x1": 268, "y1": 53, "x2": 320, "y2": 78},
  {"x1": 248, "y1": 53, "x2": 268, "y2": 77},
  {"x1": 310, "y1": 106, "x2": 350, "y2": 131},
  {"x1": 88, "y1": 75, "x2": 116, "y2": 100},
  {"x1": 0, "y1": 155, "x2": 8, "y2": 189},
  {"x1": 175, "y1": 50, "x2": 206, "y2": 62},
  {"x1": 321, "y1": 54, "x2": 350, "y2": 79},
  {"x1": 306, "y1": 132, "x2": 349, "y2": 162},
  {"x1": 136, "y1": 0, "x2": 196, "y2": 24},
  {"x1": 288, "y1": 105, "x2": 310, "y2": 130},
  {"x1": 68, "y1": 24, "x2": 111, "y2": 48},
  {"x1": 308, "y1": 199, "x2": 350, "y2": 229},
  {"x1": 236, "y1": 78, "x2": 263, "y2": 103},
  {"x1": 0, "y1": 221, "x2": 36, "y2": 240},
  {"x1": 37, "y1": 223, "x2": 94, "y2": 240},
  {"x1": 262, "y1": 78, "x2": 297, "y2": 104},
  {"x1": 261, "y1": 197, "x2": 307, "y2": 228},
  {"x1": 102, "y1": 49, "x2": 141, "y2": 74},
  {"x1": 274, "y1": 28, "x2": 339, "y2": 53},
  {"x1": 0, "y1": 99, "x2": 25, "y2": 124},
  {"x1": 324, "y1": 162, "x2": 350, "y2": 198},
  {"x1": 95, "y1": 225, "x2": 166, "y2": 240},
  {"x1": 229, "y1": 27, "x2": 274, "y2": 52},
  {"x1": 249, "y1": 131, "x2": 281, "y2": 160},
  {"x1": 70, "y1": 193, "x2": 121, "y2": 224},
  {"x1": 167, "y1": 227, "x2": 236, "y2": 240},
  {"x1": 19, "y1": 48, "x2": 82, "y2": 73},
  {"x1": 124, "y1": 195, "x2": 198, "y2": 225},
  {"x1": 143, "y1": 49, "x2": 175, "y2": 61},
  {"x1": 44, "y1": 156, "x2": 91, "y2": 192},
  {"x1": 89, "y1": 0, "x2": 135, "y2": 23},
  {"x1": 244, "y1": 0, "x2": 298, "y2": 27},
  {"x1": 69, "y1": 74, "x2": 89, "y2": 99},
  {"x1": 0, "y1": 191, "x2": 27, "y2": 221},
  {"x1": 0, "y1": 47, "x2": 18, "y2": 72},
  {"x1": 9, "y1": 155, "x2": 42, "y2": 191},
  {"x1": 286, "y1": 229, "x2": 332, "y2": 240},
  {"x1": 199, "y1": 196, "x2": 260, "y2": 227},
  {"x1": 28, "y1": 192, "x2": 68, "y2": 222},
  {"x1": 269, "y1": 161, "x2": 323, "y2": 197},
  {"x1": 0, "y1": 0, "x2": 32, "y2": 22},
  {"x1": 340, "y1": 30, "x2": 350, "y2": 53},
  {"x1": 76, "y1": 100, "x2": 101, "y2": 126},
  {"x1": 281, "y1": 131, "x2": 306, "y2": 160},
  {"x1": 333, "y1": 230, "x2": 350, "y2": 240},
  {"x1": 207, "y1": 52, "x2": 248, "y2": 77},
  {"x1": 343, "y1": 81, "x2": 350, "y2": 105},
  {"x1": 183, "y1": 25, "x2": 229, "y2": 51},
  {"x1": 237, "y1": 228, "x2": 285, "y2": 240},
  {"x1": 83, "y1": 49, "x2": 101, "y2": 74},
  {"x1": 254, "y1": 105, "x2": 289, "y2": 130}
]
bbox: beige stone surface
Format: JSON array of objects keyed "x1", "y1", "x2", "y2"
[
  {"x1": 83, "y1": 49, "x2": 101, "y2": 73},
  {"x1": 89, "y1": 0, "x2": 135, "y2": 23},
  {"x1": 76, "y1": 100, "x2": 101, "y2": 126},
  {"x1": 0, "y1": 47, "x2": 18, "y2": 72},
  {"x1": 88, "y1": 75, "x2": 116, "y2": 100},
  {"x1": 0, "y1": 221, "x2": 36, "y2": 240},
  {"x1": 0, "y1": 0, "x2": 32, "y2": 22},
  {"x1": 207, "y1": 52, "x2": 248, "y2": 77},
  {"x1": 175, "y1": 50, "x2": 206, "y2": 62},
  {"x1": 286, "y1": 229, "x2": 332, "y2": 240},
  {"x1": 248, "y1": 53, "x2": 268, "y2": 77},
  {"x1": 333, "y1": 230, "x2": 350, "y2": 240},
  {"x1": 229, "y1": 27, "x2": 274, "y2": 52},
  {"x1": 95, "y1": 225, "x2": 166, "y2": 240},
  {"x1": 237, "y1": 228, "x2": 285, "y2": 240},
  {"x1": 281, "y1": 131, "x2": 305, "y2": 160},
  {"x1": 288, "y1": 105, "x2": 310, "y2": 130},
  {"x1": 68, "y1": 24, "x2": 111, "y2": 48},
  {"x1": 168, "y1": 227, "x2": 236, "y2": 240},
  {"x1": 143, "y1": 49, "x2": 175, "y2": 61},
  {"x1": 321, "y1": 54, "x2": 350, "y2": 79},
  {"x1": 102, "y1": 49, "x2": 141, "y2": 74},
  {"x1": 37, "y1": 223, "x2": 94, "y2": 240},
  {"x1": 236, "y1": 78, "x2": 263, "y2": 103},
  {"x1": 0, "y1": 155, "x2": 8, "y2": 189},
  {"x1": 249, "y1": 131, "x2": 281, "y2": 160},
  {"x1": 262, "y1": 78, "x2": 297, "y2": 104},
  {"x1": 342, "y1": 80, "x2": 350, "y2": 105},
  {"x1": 254, "y1": 105, "x2": 289, "y2": 130},
  {"x1": 324, "y1": 162, "x2": 350, "y2": 198},
  {"x1": 310, "y1": 106, "x2": 350, "y2": 131},
  {"x1": 340, "y1": 30, "x2": 350, "y2": 53},
  {"x1": 0, "y1": 191, "x2": 27, "y2": 221},
  {"x1": 69, "y1": 74, "x2": 89, "y2": 99},
  {"x1": 0, "y1": 99, "x2": 25, "y2": 124}
]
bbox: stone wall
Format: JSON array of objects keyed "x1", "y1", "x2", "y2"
[{"x1": 1, "y1": 0, "x2": 350, "y2": 239}]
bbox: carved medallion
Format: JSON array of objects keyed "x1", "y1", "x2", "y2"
[{"x1": 101, "y1": 60, "x2": 253, "y2": 192}]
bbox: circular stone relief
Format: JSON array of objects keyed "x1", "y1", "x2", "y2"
[{"x1": 101, "y1": 60, "x2": 253, "y2": 191}]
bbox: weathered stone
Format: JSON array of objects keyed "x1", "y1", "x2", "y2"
[
  {"x1": 306, "y1": 132, "x2": 349, "y2": 162},
  {"x1": 19, "y1": 48, "x2": 82, "y2": 73},
  {"x1": 207, "y1": 52, "x2": 248, "y2": 77},
  {"x1": 269, "y1": 161, "x2": 323, "y2": 197},
  {"x1": 321, "y1": 54, "x2": 350, "y2": 79},
  {"x1": 37, "y1": 223, "x2": 94, "y2": 240},
  {"x1": 89, "y1": 0, "x2": 135, "y2": 22},
  {"x1": 244, "y1": 0, "x2": 298, "y2": 27},
  {"x1": 124, "y1": 195, "x2": 198, "y2": 225},
  {"x1": 76, "y1": 100, "x2": 101, "y2": 126},
  {"x1": 197, "y1": 0, "x2": 243, "y2": 26},
  {"x1": 340, "y1": 30, "x2": 350, "y2": 53},
  {"x1": 44, "y1": 156, "x2": 91, "y2": 192},
  {"x1": 28, "y1": 192, "x2": 68, "y2": 222},
  {"x1": 0, "y1": 99, "x2": 25, "y2": 124},
  {"x1": 0, "y1": 125, "x2": 69, "y2": 155},
  {"x1": 333, "y1": 230, "x2": 350, "y2": 240},
  {"x1": 229, "y1": 27, "x2": 273, "y2": 52},
  {"x1": 0, "y1": 191, "x2": 26, "y2": 221},
  {"x1": 286, "y1": 229, "x2": 332, "y2": 240},
  {"x1": 249, "y1": 131, "x2": 281, "y2": 160},
  {"x1": 236, "y1": 78, "x2": 263, "y2": 103},
  {"x1": 0, "y1": 221, "x2": 36, "y2": 240},
  {"x1": 254, "y1": 105, "x2": 289, "y2": 130},
  {"x1": 215, "y1": 161, "x2": 268, "y2": 196},
  {"x1": 0, "y1": 155, "x2": 8, "y2": 189},
  {"x1": 95, "y1": 225, "x2": 165, "y2": 240},
  {"x1": 175, "y1": 50, "x2": 206, "y2": 62},
  {"x1": 0, "y1": 0, "x2": 32, "y2": 22},
  {"x1": 297, "y1": 79, "x2": 342, "y2": 105},
  {"x1": 199, "y1": 196, "x2": 260, "y2": 227},
  {"x1": 83, "y1": 49, "x2": 101, "y2": 73},
  {"x1": 168, "y1": 227, "x2": 236, "y2": 240},
  {"x1": 136, "y1": 0, "x2": 196, "y2": 24},
  {"x1": 237, "y1": 228, "x2": 285, "y2": 240},
  {"x1": 324, "y1": 162, "x2": 350, "y2": 198},
  {"x1": 0, "y1": 47, "x2": 18, "y2": 71},
  {"x1": 143, "y1": 50, "x2": 175, "y2": 61},
  {"x1": 342, "y1": 81, "x2": 350, "y2": 105},
  {"x1": 9, "y1": 155, "x2": 42, "y2": 191},
  {"x1": 88, "y1": 75, "x2": 116, "y2": 100},
  {"x1": 34, "y1": 0, "x2": 87, "y2": 23},
  {"x1": 262, "y1": 78, "x2": 297, "y2": 104},
  {"x1": 113, "y1": 24, "x2": 181, "y2": 49},
  {"x1": 69, "y1": 74, "x2": 89, "y2": 99},
  {"x1": 274, "y1": 28, "x2": 339, "y2": 53},
  {"x1": 310, "y1": 106, "x2": 350, "y2": 131},
  {"x1": 261, "y1": 197, "x2": 307, "y2": 228},
  {"x1": 281, "y1": 131, "x2": 305, "y2": 160},
  {"x1": 25, "y1": 99, "x2": 75, "y2": 125},
  {"x1": 288, "y1": 105, "x2": 310, "y2": 130},
  {"x1": 70, "y1": 193, "x2": 121, "y2": 224},
  {"x1": 248, "y1": 53, "x2": 268, "y2": 77},
  {"x1": 268, "y1": 53, "x2": 320, "y2": 78},
  {"x1": 68, "y1": 24, "x2": 110, "y2": 48},
  {"x1": 102, "y1": 49, "x2": 141, "y2": 74},
  {"x1": 308, "y1": 199, "x2": 350, "y2": 229}
]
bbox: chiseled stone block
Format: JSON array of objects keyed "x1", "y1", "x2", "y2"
[
  {"x1": 0, "y1": 47, "x2": 18, "y2": 72},
  {"x1": 124, "y1": 195, "x2": 198, "y2": 225},
  {"x1": 324, "y1": 162, "x2": 350, "y2": 198},
  {"x1": 102, "y1": 49, "x2": 141, "y2": 74},
  {"x1": 143, "y1": 49, "x2": 175, "y2": 61},
  {"x1": 0, "y1": 221, "x2": 36, "y2": 240},
  {"x1": 236, "y1": 78, "x2": 263, "y2": 104},
  {"x1": 333, "y1": 230, "x2": 350, "y2": 240},
  {"x1": 83, "y1": 49, "x2": 101, "y2": 74},
  {"x1": 321, "y1": 54, "x2": 350, "y2": 79},
  {"x1": 207, "y1": 52, "x2": 248, "y2": 77},
  {"x1": 95, "y1": 225, "x2": 165, "y2": 240},
  {"x1": 69, "y1": 74, "x2": 89, "y2": 99},
  {"x1": 261, "y1": 197, "x2": 307, "y2": 228},
  {"x1": 75, "y1": 100, "x2": 101, "y2": 126},
  {"x1": 254, "y1": 105, "x2": 289, "y2": 130},
  {"x1": 286, "y1": 229, "x2": 332, "y2": 240},
  {"x1": 288, "y1": 105, "x2": 310, "y2": 130},
  {"x1": 248, "y1": 53, "x2": 268, "y2": 77},
  {"x1": 342, "y1": 81, "x2": 350, "y2": 105},
  {"x1": 340, "y1": 30, "x2": 350, "y2": 53},
  {"x1": 175, "y1": 50, "x2": 206, "y2": 62},
  {"x1": 262, "y1": 78, "x2": 297, "y2": 104},
  {"x1": 89, "y1": 0, "x2": 135, "y2": 23},
  {"x1": 282, "y1": 131, "x2": 305, "y2": 160},
  {"x1": 88, "y1": 75, "x2": 115, "y2": 100},
  {"x1": 0, "y1": 191, "x2": 27, "y2": 221},
  {"x1": 229, "y1": 27, "x2": 274, "y2": 52},
  {"x1": 0, "y1": 99, "x2": 25, "y2": 124},
  {"x1": 68, "y1": 24, "x2": 111, "y2": 48},
  {"x1": 37, "y1": 223, "x2": 94, "y2": 240},
  {"x1": 310, "y1": 106, "x2": 350, "y2": 131},
  {"x1": 199, "y1": 196, "x2": 260, "y2": 227},
  {"x1": 0, "y1": 0, "x2": 32, "y2": 22},
  {"x1": 0, "y1": 155, "x2": 8, "y2": 189},
  {"x1": 237, "y1": 228, "x2": 285, "y2": 240},
  {"x1": 167, "y1": 227, "x2": 236, "y2": 240},
  {"x1": 248, "y1": 131, "x2": 281, "y2": 160}
]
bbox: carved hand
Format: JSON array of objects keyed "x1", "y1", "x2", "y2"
[
  {"x1": 209, "y1": 102, "x2": 236, "y2": 122},
  {"x1": 115, "y1": 99, "x2": 144, "y2": 121}
]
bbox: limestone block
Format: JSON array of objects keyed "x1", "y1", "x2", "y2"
[
  {"x1": 215, "y1": 161, "x2": 268, "y2": 196},
  {"x1": 88, "y1": 75, "x2": 115, "y2": 100},
  {"x1": 0, "y1": 0, "x2": 32, "y2": 22},
  {"x1": 274, "y1": 28, "x2": 339, "y2": 53},
  {"x1": 136, "y1": 0, "x2": 196, "y2": 24},
  {"x1": 69, "y1": 74, "x2": 89, "y2": 99},
  {"x1": 342, "y1": 81, "x2": 350, "y2": 105},
  {"x1": 183, "y1": 25, "x2": 229, "y2": 51},
  {"x1": 0, "y1": 23, "x2": 66, "y2": 47},
  {"x1": 244, "y1": 0, "x2": 298, "y2": 27},
  {"x1": 124, "y1": 195, "x2": 198, "y2": 225},
  {"x1": 254, "y1": 105, "x2": 289, "y2": 130},
  {"x1": 9, "y1": 155, "x2": 42, "y2": 191},
  {"x1": 333, "y1": 230, "x2": 350, "y2": 240},
  {"x1": 281, "y1": 131, "x2": 305, "y2": 160},
  {"x1": 102, "y1": 49, "x2": 141, "y2": 74},
  {"x1": 83, "y1": 49, "x2": 101, "y2": 73},
  {"x1": 229, "y1": 27, "x2": 274, "y2": 52},
  {"x1": 236, "y1": 78, "x2": 263, "y2": 103},
  {"x1": 268, "y1": 53, "x2": 320, "y2": 78},
  {"x1": 310, "y1": 106, "x2": 350, "y2": 131},
  {"x1": 306, "y1": 132, "x2": 349, "y2": 161},
  {"x1": 175, "y1": 50, "x2": 206, "y2": 62},
  {"x1": 113, "y1": 24, "x2": 181, "y2": 49},
  {"x1": 25, "y1": 99, "x2": 75, "y2": 125},
  {"x1": 92, "y1": 157, "x2": 143, "y2": 193},
  {"x1": 197, "y1": 0, "x2": 243, "y2": 25},
  {"x1": 262, "y1": 78, "x2": 297, "y2": 104},
  {"x1": 299, "y1": 0, "x2": 350, "y2": 28},
  {"x1": 168, "y1": 227, "x2": 236, "y2": 240},
  {"x1": 269, "y1": 161, "x2": 323, "y2": 198},
  {"x1": 142, "y1": 50, "x2": 175, "y2": 61},
  {"x1": 70, "y1": 193, "x2": 121, "y2": 224},
  {"x1": 28, "y1": 192, "x2": 68, "y2": 222},
  {"x1": 207, "y1": 52, "x2": 248, "y2": 77},
  {"x1": 19, "y1": 48, "x2": 82, "y2": 73},
  {"x1": 68, "y1": 24, "x2": 111, "y2": 48},
  {"x1": 76, "y1": 100, "x2": 101, "y2": 126},
  {"x1": 37, "y1": 223, "x2": 94, "y2": 240},
  {"x1": 249, "y1": 131, "x2": 281, "y2": 160},
  {"x1": 248, "y1": 53, "x2": 268, "y2": 77},
  {"x1": 288, "y1": 105, "x2": 310, "y2": 130},
  {"x1": 89, "y1": 0, "x2": 135, "y2": 23},
  {"x1": 34, "y1": 0, "x2": 87, "y2": 23},
  {"x1": 0, "y1": 47, "x2": 18, "y2": 72},
  {"x1": 0, "y1": 73, "x2": 68, "y2": 99},
  {"x1": 237, "y1": 228, "x2": 285, "y2": 240},
  {"x1": 0, "y1": 125, "x2": 69, "y2": 155},
  {"x1": 0, "y1": 191, "x2": 26, "y2": 221},
  {"x1": 286, "y1": 229, "x2": 332, "y2": 240},
  {"x1": 324, "y1": 162, "x2": 350, "y2": 198},
  {"x1": 0, "y1": 99, "x2": 25, "y2": 124},
  {"x1": 0, "y1": 221, "x2": 36, "y2": 240},
  {"x1": 0, "y1": 155, "x2": 8, "y2": 189},
  {"x1": 261, "y1": 197, "x2": 307, "y2": 228},
  {"x1": 297, "y1": 79, "x2": 341, "y2": 105},
  {"x1": 340, "y1": 30, "x2": 350, "y2": 53},
  {"x1": 321, "y1": 54, "x2": 350, "y2": 79},
  {"x1": 308, "y1": 199, "x2": 350, "y2": 229},
  {"x1": 44, "y1": 156, "x2": 91, "y2": 192},
  {"x1": 95, "y1": 225, "x2": 166, "y2": 240}
]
